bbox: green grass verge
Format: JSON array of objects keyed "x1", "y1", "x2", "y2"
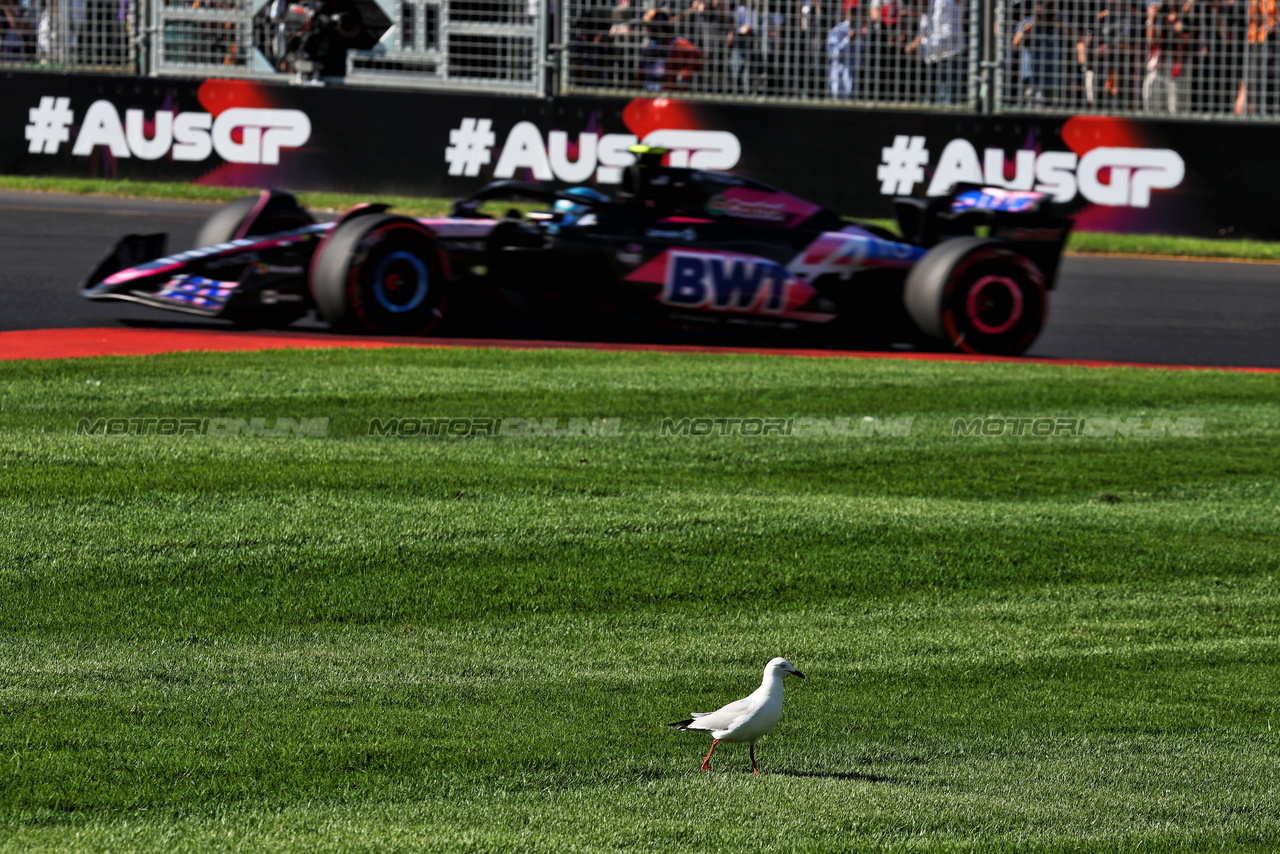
[
  {"x1": 1065, "y1": 231, "x2": 1280, "y2": 261},
  {"x1": 1, "y1": 348, "x2": 1278, "y2": 852},
  {"x1": 0, "y1": 175, "x2": 455, "y2": 218},
  {"x1": 4, "y1": 174, "x2": 1279, "y2": 261}
]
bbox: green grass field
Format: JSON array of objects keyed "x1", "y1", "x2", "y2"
[{"x1": 1, "y1": 347, "x2": 1278, "y2": 852}]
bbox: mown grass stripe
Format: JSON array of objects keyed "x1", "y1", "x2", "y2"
[{"x1": 1, "y1": 348, "x2": 1276, "y2": 852}]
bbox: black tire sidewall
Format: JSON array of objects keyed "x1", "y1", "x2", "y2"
[
  {"x1": 193, "y1": 196, "x2": 262, "y2": 248},
  {"x1": 193, "y1": 193, "x2": 313, "y2": 249},
  {"x1": 312, "y1": 215, "x2": 448, "y2": 335}
]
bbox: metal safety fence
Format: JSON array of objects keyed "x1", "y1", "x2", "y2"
[
  {"x1": 153, "y1": 0, "x2": 259, "y2": 76},
  {"x1": 4, "y1": 0, "x2": 1279, "y2": 117},
  {"x1": 1, "y1": 0, "x2": 136, "y2": 70},
  {"x1": 561, "y1": 0, "x2": 1280, "y2": 118},
  {"x1": 991, "y1": 0, "x2": 1278, "y2": 117},
  {"x1": 127, "y1": 0, "x2": 542, "y2": 90},
  {"x1": 345, "y1": 0, "x2": 544, "y2": 92},
  {"x1": 562, "y1": 0, "x2": 980, "y2": 108}
]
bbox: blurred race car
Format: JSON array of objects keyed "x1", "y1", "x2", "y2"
[{"x1": 81, "y1": 147, "x2": 1072, "y2": 355}]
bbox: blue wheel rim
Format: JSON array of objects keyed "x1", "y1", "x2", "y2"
[{"x1": 372, "y1": 251, "x2": 429, "y2": 314}]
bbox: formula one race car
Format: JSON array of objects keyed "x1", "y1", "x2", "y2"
[{"x1": 82, "y1": 147, "x2": 1072, "y2": 355}]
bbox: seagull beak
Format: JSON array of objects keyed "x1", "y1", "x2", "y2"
[{"x1": 791, "y1": 669, "x2": 805, "y2": 679}]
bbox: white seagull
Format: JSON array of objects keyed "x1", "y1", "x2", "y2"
[{"x1": 668, "y1": 657, "x2": 805, "y2": 774}]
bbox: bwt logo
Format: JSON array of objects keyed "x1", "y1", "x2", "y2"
[
  {"x1": 26, "y1": 97, "x2": 311, "y2": 164},
  {"x1": 660, "y1": 251, "x2": 793, "y2": 314},
  {"x1": 444, "y1": 117, "x2": 741, "y2": 184},
  {"x1": 878, "y1": 135, "x2": 1185, "y2": 208}
]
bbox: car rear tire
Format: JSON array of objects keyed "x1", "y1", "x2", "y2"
[
  {"x1": 903, "y1": 237, "x2": 1047, "y2": 356},
  {"x1": 310, "y1": 214, "x2": 449, "y2": 335},
  {"x1": 193, "y1": 190, "x2": 314, "y2": 249}
]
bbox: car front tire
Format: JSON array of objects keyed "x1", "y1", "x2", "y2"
[
  {"x1": 310, "y1": 214, "x2": 449, "y2": 335},
  {"x1": 193, "y1": 190, "x2": 314, "y2": 249}
]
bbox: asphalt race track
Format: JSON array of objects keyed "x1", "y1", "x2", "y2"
[{"x1": 2, "y1": 190, "x2": 1277, "y2": 368}]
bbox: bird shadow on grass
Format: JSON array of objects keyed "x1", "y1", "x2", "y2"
[{"x1": 771, "y1": 769, "x2": 912, "y2": 785}]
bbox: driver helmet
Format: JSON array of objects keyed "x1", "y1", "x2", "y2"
[{"x1": 553, "y1": 186, "x2": 610, "y2": 224}]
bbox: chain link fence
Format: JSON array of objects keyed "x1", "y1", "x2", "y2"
[
  {"x1": 561, "y1": 0, "x2": 1278, "y2": 117},
  {"x1": 563, "y1": 0, "x2": 979, "y2": 108},
  {"x1": 1, "y1": 0, "x2": 135, "y2": 70},
  {"x1": 993, "y1": 0, "x2": 1276, "y2": 116},
  {"x1": 3, "y1": 0, "x2": 1277, "y2": 116}
]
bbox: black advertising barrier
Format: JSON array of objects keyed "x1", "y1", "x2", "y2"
[{"x1": 4, "y1": 69, "x2": 1279, "y2": 237}]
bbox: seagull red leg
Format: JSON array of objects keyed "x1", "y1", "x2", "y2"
[
  {"x1": 750, "y1": 742, "x2": 758, "y2": 775},
  {"x1": 701, "y1": 738, "x2": 720, "y2": 771}
]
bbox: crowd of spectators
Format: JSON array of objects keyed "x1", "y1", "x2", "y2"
[
  {"x1": 1, "y1": 0, "x2": 131, "y2": 66},
  {"x1": 566, "y1": 0, "x2": 1278, "y2": 113},
  {"x1": 566, "y1": 0, "x2": 985, "y2": 102},
  {"x1": 3, "y1": 0, "x2": 1274, "y2": 112},
  {"x1": 1011, "y1": 0, "x2": 1276, "y2": 113}
]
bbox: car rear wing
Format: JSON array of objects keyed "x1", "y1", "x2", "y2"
[{"x1": 894, "y1": 186, "x2": 1073, "y2": 288}]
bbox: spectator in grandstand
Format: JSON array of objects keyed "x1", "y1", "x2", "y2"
[
  {"x1": 828, "y1": 1, "x2": 866, "y2": 96},
  {"x1": 1079, "y1": 0, "x2": 1102, "y2": 106},
  {"x1": 1187, "y1": 0, "x2": 1252, "y2": 115},
  {"x1": 609, "y1": 0, "x2": 635, "y2": 34},
  {"x1": 569, "y1": 6, "x2": 614, "y2": 86},
  {"x1": 1013, "y1": 0, "x2": 1084, "y2": 107},
  {"x1": 35, "y1": 0, "x2": 50, "y2": 63},
  {"x1": 863, "y1": 0, "x2": 912, "y2": 101},
  {"x1": 607, "y1": 0, "x2": 643, "y2": 87},
  {"x1": 1178, "y1": 0, "x2": 1213, "y2": 111},
  {"x1": 907, "y1": 0, "x2": 966, "y2": 104},
  {"x1": 678, "y1": 0, "x2": 731, "y2": 86},
  {"x1": 1143, "y1": 0, "x2": 1185, "y2": 111},
  {"x1": 1203, "y1": 0, "x2": 1246, "y2": 112},
  {"x1": 727, "y1": 0, "x2": 760, "y2": 92},
  {"x1": 1081, "y1": 0, "x2": 1145, "y2": 109},
  {"x1": 638, "y1": 8, "x2": 705, "y2": 90},
  {"x1": 609, "y1": 0, "x2": 639, "y2": 43},
  {"x1": 798, "y1": 0, "x2": 835, "y2": 96},
  {"x1": 1237, "y1": 0, "x2": 1275, "y2": 112},
  {"x1": 608, "y1": 0, "x2": 638, "y2": 45},
  {"x1": 682, "y1": 0, "x2": 732, "y2": 43},
  {"x1": 1, "y1": 0, "x2": 36, "y2": 63}
]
